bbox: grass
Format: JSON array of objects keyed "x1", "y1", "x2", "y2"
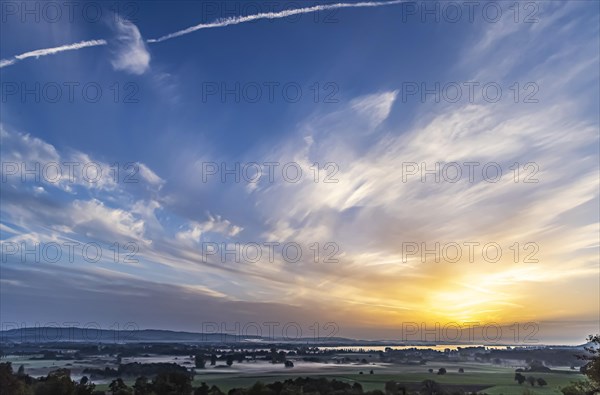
[
  {"x1": 190, "y1": 368, "x2": 585, "y2": 394},
  {"x1": 9, "y1": 356, "x2": 586, "y2": 394}
]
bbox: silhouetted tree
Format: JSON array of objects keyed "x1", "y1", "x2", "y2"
[
  {"x1": 561, "y1": 335, "x2": 600, "y2": 394},
  {"x1": 36, "y1": 369, "x2": 77, "y2": 395},
  {"x1": 278, "y1": 351, "x2": 286, "y2": 363},
  {"x1": 194, "y1": 382, "x2": 209, "y2": 395},
  {"x1": 246, "y1": 382, "x2": 273, "y2": 395},
  {"x1": 109, "y1": 377, "x2": 131, "y2": 395},
  {"x1": 420, "y1": 379, "x2": 442, "y2": 395},
  {"x1": 133, "y1": 376, "x2": 152, "y2": 395},
  {"x1": 352, "y1": 382, "x2": 363, "y2": 394},
  {"x1": 269, "y1": 348, "x2": 277, "y2": 364},
  {"x1": 195, "y1": 354, "x2": 206, "y2": 369},
  {"x1": 385, "y1": 380, "x2": 399, "y2": 395},
  {"x1": 208, "y1": 384, "x2": 225, "y2": 395},
  {"x1": 561, "y1": 380, "x2": 596, "y2": 395},
  {"x1": 75, "y1": 376, "x2": 95, "y2": 395},
  {"x1": 152, "y1": 371, "x2": 192, "y2": 395},
  {"x1": 579, "y1": 334, "x2": 600, "y2": 389},
  {"x1": 0, "y1": 362, "x2": 30, "y2": 395}
]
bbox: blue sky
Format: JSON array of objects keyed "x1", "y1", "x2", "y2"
[{"x1": 1, "y1": 0, "x2": 599, "y2": 344}]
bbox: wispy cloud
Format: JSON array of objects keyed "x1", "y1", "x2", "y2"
[
  {"x1": 351, "y1": 90, "x2": 399, "y2": 129},
  {"x1": 0, "y1": 126, "x2": 163, "y2": 195},
  {"x1": 109, "y1": 15, "x2": 151, "y2": 75}
]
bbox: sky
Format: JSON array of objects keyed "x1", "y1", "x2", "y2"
[{"x1": 0, "y1": 0, "x2": 599, "y2": 345}]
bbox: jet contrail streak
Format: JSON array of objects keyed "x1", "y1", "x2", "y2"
[
  {"x1": 147, "y1": 0, "x2": 405, "y2": 43},
  {"x1": 0, "y1": 1, "x2": 404, "y2": 69},
  {"x1": 0, "y1": 39, "x2": 107, "y2": 68}
]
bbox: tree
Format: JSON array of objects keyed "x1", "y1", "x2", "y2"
[
  {"x1": 247, "y1": 382, "x2": 274, "y2": 395},
  {"x1": 0, "y1": 362, "x2": 30, "y2": 395},
  {"x1": 152, "y1": 371, "x2": 192, "y2": 395},
  {"x1": 428, "y1": 368, "x2": 434, "y2": 373},
  {"x1": 561, "y1": 380, "x2": 596, "y2": 395},
  {"x1": 226, "y1": 355, "x2": 234, "y2": 367},
  {"x1": 284, "y1": 360, "x2": 294, "y2": 368},
  {"x1": 385, "y1": 380, "x2": 399, "y2": 395},
  {"x1": 109, "y1": 378, "x2": 132, "y2": 395},
  {"x1": 352, "y1": 382, "x2": 363, "y2": 394},
  {"x1": 561, "y1": 334, "x2": 600, "y2": 395},
  {"x1": 194, "y1": 382, "x2": 210, "y2": 395},
  {"x1": 195, "y1": 354, "x2": 206, "y2": 369},
  {"x1": 210, "y1": 354, "x2": 217, "y2": 366},
  {"x1": 537, "y1": 378, "x2": 547, "y2": 387},
  {"x1": 458, "y1": 368, "x2": 464, "y2": 373},
  {"x1": 277, "y1": 351, "x2": 286, "y2": 363},
  {"x1": 369, "y1": 369, "x2": 374, "y2": 374},
  {"x1": 269, "y1": 348, "x2": 278, "y2": 364},
  {"x1": 17, "y1": 364, "x2": 25, "y2": 376},
  {"x1": 74, "y1": 375, "x2": 96, "y2": 395},
  {"x1": 579, "y1": 334, "x2": 600, "y2": 389},
  {"x1": 36, "y1": 369, "x2": 77, "y2": 395},
  {"x1": 208, "y1": 384, "x2": 225, "y2": 395},
  {"x1": 437, "y1": 368, "x2": 446, "y2": 375},
  {"x1": 420, "y1": 379, "x2": 442, "y2": 395},
  {"x1": 514, "y1": 372, "x2": 526, "y2": 385},
  {"x1": 527, "y1": 376, "x2": 536, "y2": 386},
  {"x1": 133, "y1": 376, "x2": 152, "y2": 395}
]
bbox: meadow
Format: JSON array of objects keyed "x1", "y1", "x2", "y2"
[{"x1": 44, "y1": 358, "x2": 581, "y2": 394}]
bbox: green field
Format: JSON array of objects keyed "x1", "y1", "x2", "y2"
[
  {"x1": 184, "y1": 362, "x2": 585, "y2": 394},
  {"x1": 186, "y1": 372, "x2": 582, "y2": 394},
  {"x1": 10, "y1": 355, "x2": 585, "y2": 394}
]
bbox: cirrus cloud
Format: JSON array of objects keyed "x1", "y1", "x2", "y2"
[{"x1": 109, "y1": 16, "x2": 150, "y2": 75}]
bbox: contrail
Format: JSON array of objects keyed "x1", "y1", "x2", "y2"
[
  {"x1": 0, "y1": 0, "x2": 404, "y2": 68},
  {"x1": 0, "y1": 59, "x2": 16, "y2": 68},
  {"x1": 147, "y1": 0, "x2": 405, "y2": 43},
  {"x1": 0, "y1": 39, "x2": 107, "y2": 68}
]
